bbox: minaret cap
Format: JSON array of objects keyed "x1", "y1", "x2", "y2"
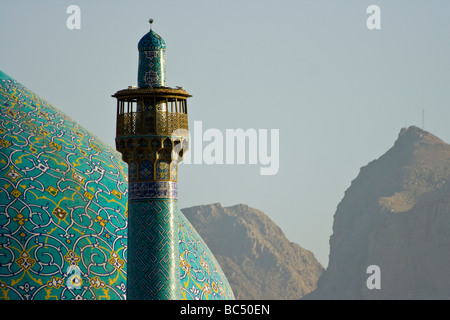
[{"x1": 137, "y1": 19, "x2": 166, "y2": 88}]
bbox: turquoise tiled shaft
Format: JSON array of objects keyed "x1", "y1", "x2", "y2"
[{"x1": 127, "y1": 197, "x2": 180, "y2": 299}]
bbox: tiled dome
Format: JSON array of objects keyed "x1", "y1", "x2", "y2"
[
  {"x1": 138, "y1": 29, "x2": 166, "y2": 51},
  {"x1": 0, "y1": 71, "x2": 234, "y2": 300}
]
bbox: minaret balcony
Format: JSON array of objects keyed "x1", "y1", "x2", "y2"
[{"x1": 113, "y1": 87, "x2": 191, "y2": 138}]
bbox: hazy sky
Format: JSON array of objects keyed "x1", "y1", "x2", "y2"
[{"x1": 2, "y1": 0, "x2": 450, "y2": 266}]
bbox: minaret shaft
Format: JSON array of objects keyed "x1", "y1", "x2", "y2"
[
  {"x1": 114, "y1": 128, "x2": 189, "y2": 300},
  {"x1": 127, "y1": 197, "x2": 179, "y2": 299}
]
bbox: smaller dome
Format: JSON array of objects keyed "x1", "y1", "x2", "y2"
[{"x1": 138, "y1": 29, "x2": 166, "y2": 51}]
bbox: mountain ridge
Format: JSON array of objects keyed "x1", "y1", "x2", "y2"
[
  {"x1": 305, "y1": 126, "x2": 450, "y2": 299},
  {"x1": 181, "y1": 203, "x2": 324, "y2": 300}
]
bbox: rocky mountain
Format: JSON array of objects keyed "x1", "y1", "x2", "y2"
[
  {"x1": 305, "y1": 126, "x2": 450, "y2": 299},
  {"x1": 181, "y1": 203, "x2": 324, "y2": 299}
]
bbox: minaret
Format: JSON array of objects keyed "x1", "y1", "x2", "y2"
[{"x1": 113, "y1": 19, "x2": 191, "y2": 300}]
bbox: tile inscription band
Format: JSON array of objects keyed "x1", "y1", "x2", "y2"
[{"x1": 128, "y1": 181, "x2": 178, "y2": 200}]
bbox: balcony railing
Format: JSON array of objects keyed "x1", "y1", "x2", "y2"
[{"x1": 116, "y1": 110, "x2": 188, "y2": 136}]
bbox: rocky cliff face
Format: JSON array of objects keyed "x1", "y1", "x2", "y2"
[
  {"x1": 306, "y1": 126, "x2": 450, "y2": 299},
  {"x1": 181, "y1": 203, "x2": 324, "y2": 299}
]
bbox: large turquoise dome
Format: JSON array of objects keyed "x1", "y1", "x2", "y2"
[{"x1": 0, "y1": 71, "x2": 234, "y2": 300}]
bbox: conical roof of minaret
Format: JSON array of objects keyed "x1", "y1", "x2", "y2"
[
  {"x1": 138, "y1": 19, "x2": 166, "y2": 51},
  {"x1": 137, "y1": 19, "x2": 167, "y2": 88}
]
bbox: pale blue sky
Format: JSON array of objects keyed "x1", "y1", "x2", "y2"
[{"x1": 2, "y1": 0, "x2": 450, "y2": 266}]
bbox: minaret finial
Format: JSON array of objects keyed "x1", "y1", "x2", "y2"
[{"x1": 149, "y1": 18, "x2": 154, "y2": 30}]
